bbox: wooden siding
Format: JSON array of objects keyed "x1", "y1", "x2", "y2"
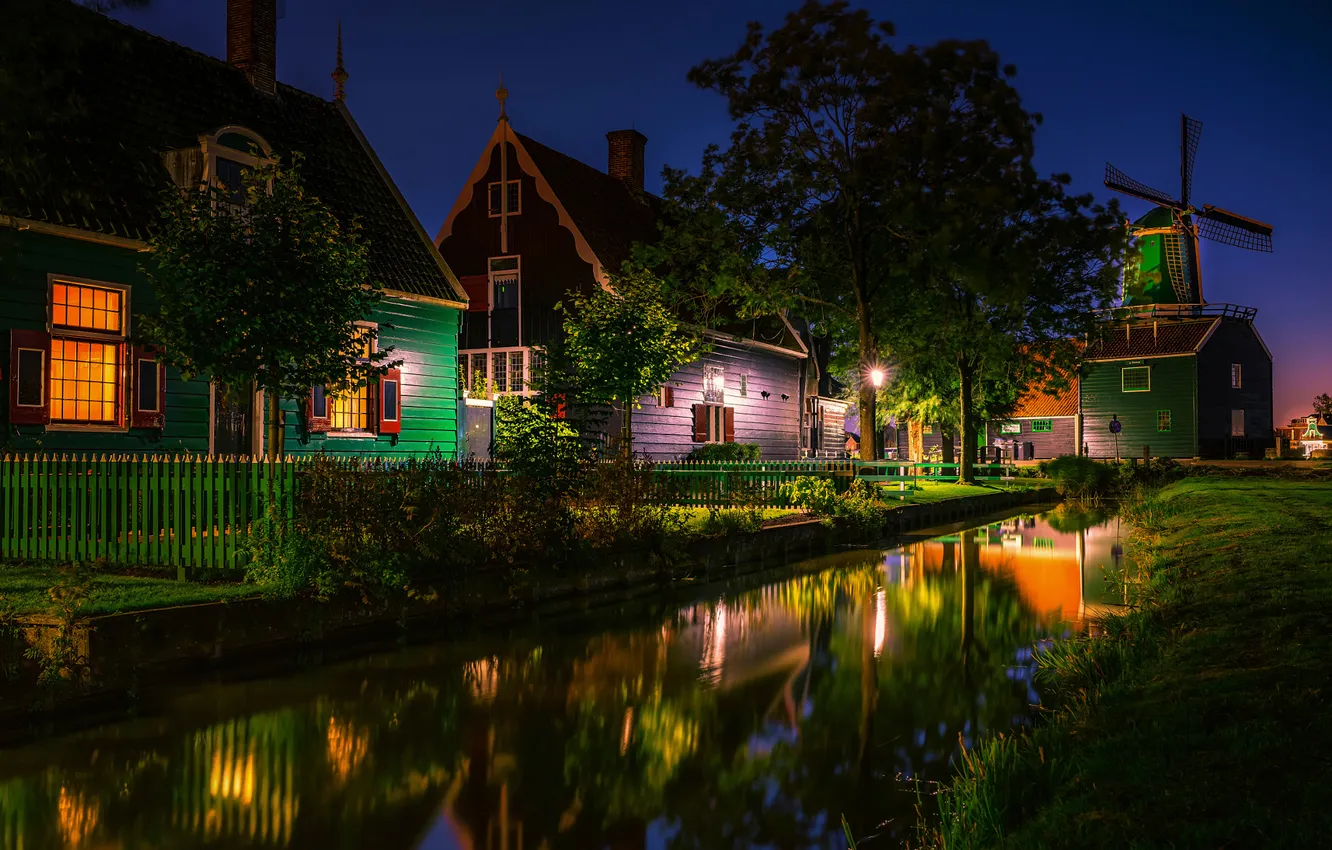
[
  {"x1": 809, "y1": 398, "x2": 847, "y2": 457},
  {"x1": 616, "y1": 340, "x2": 804, "y2": 460},
  {"x1": 280, "y1": 297, "x2": 460, "y2": 458},
  {"x1": 985, "y1": 417, "x2": 1077, "y2": 459},
  {"x1": 437, "y1": 143, "x2": 598, "y2": 350},
  {"x1": 1195, "y1": 317, "x2": 1273, "y2": 457},
  {"x1": 1081, "y1": 354, "x2": 1197, "y2": 458},
  {"x1": 3, "y1": 230, "x2": 461, "y2": 459}
]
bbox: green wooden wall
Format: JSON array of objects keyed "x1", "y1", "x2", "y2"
[
  {"x1": 278, "y1": 296, "x2": 461, "y2": 458},
  {"x1": 1, "y1": 229, "x2": 460, "y2": 458},
  {"x1": 1080, "y1": 355, "x2": 1197, "y2": 458}
]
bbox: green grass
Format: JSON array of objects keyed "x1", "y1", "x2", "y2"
[
  {"x1": 677, "y1": 507, "x2": 802, "y2": 534},
  {"x1": 879, "y1": 479, "x2": 1053, "y2": 505},
  {"x1": 0, "y1": 565, "x2": 255, "y2": 618},
  {"x1": 925, "y1": 477, "x2": 1332, "y2": 848}
]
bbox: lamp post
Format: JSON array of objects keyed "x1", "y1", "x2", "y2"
[{"x1": 869, "y1": 368, "x2": 885, "y2": 460}]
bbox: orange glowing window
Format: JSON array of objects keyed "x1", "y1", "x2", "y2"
[
  {"x1": 51, "y1": 339, "x2": 120, "y2": 423},
  {"x1": 52, "y1": 282, "x2": 123, "y2": 334}
]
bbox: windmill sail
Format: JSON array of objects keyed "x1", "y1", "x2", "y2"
[
  {"x1": 1196, "y1": 205, "x2": 1273, "y2": 252},
  {"x1": 1104, "y1": 164, "x2": 1180, "y2": 208},
  {"x1": 1180, "y1": 115, "x2": 1202, "y2": 207}
]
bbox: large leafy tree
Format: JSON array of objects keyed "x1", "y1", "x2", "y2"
[
  {"x1": 142, "y1": 155, "x2": 392, "y2": 459},
  {"x1": 1314, "y1": 394, "x2": 1332, "y2": 418},
  {"x1": 551, "y1": 269, "x2": 698, "y2": 455},
  {"x1": 667, "y1": 1, "x2": 1081, "y2": 460}
]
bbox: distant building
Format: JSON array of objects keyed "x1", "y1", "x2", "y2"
[
  {"x1": 987, "y1": 376, "x2": 1081, "y2": 460},
  {"x1": 435, "y1": 105, "x2": 813, "y2": 459},
  {"x1": 1300, "y1": 415, "x2": 1332, "y2": 456}
]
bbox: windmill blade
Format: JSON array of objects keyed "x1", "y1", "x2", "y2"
[
  {"x1": 1180, "y1": 115, "x2": 1202, "y2": 207},
  {"x1": 1105, "y1": 163, "x2": 1182, "y2": 209},
  {"x1": 1196, "y1": 204, "x2": 1273, "y2": 252}
]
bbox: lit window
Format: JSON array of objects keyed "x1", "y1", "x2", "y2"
[
  {"x1": 330, "y1": 325, "x2": 374, "y2": 432},
  {"x1": 1231, "y1": 409, "x2": 1245, "y2": 437},
  {"x1": 1122, "y1": 366, "x2": 1151, "y2": 392},
  {"x1": 1157, "y1": 409, "x2": 1172, "y2": 432},
  {"x1": 488, "y1": 181, "x2": 521, "y2": 216},
  {"x1": 469, "y1": 352, "x2": 489, "y2": 396},
  {"x1": 49, "y1": 281, "x2": 127, "y2": 425},
  {"x1": 739, "y1": 374, "x2": 748, "y2": 398},
  {"x1": 1231, "y1": 363, "x2": 1242, "y2": 389},
  {"x1": 492, "y1": 351, "x2": 508, "y2": 394},
  {"x1": 703, "y1": 364, "x2": 724, "y2": 404},
  {"x1": 1031, "y1": 419, "x2": 1053, "y2": 433},
  {"x1": 509, "y1": 351, "x2": 525, "y2": 392}
]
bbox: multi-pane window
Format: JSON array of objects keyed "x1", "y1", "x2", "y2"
[
  {"x1": 509, "y1": 351, "x2": 524, "y2": 392},
  {"x1": 52, "y1": 339, "x2": 119, "y2": 423},
  {"x1": 50, "y1": 281, "x2": 126, "y2": 425},
  {"x1": 1231, "y1": 363, "x2": 1242, "y2": 389},
  {"x1": 1031, "y1": 419, "x2": 1053, "y2": 433},
  {"x1": 469, "y1": 352, "x2": 489, "y2": 395},
  {"x1": 330, "y1": 326, "x2": 374, "y2": 432},
  {"x1": 492, "y1": 351, "x2": 509, "y2": 394},
  {"x1": 702, "y1": 364, "x2": 725, "y2": 403},
  {"x1": 1122, "y1": 366, "x2": 1151, "y2": 392},
  {"x1": 738, "y1": 374, "x2": 748, "y2": 398},
  {"x1": 489, "y1": 256, "x2": 520, "y2": 348},
  {"x1": 1157, "y1": 409, "x2": 1172, "y2": 432},
  {"x1": 487, "y1": 180, "x2": 521, "y2": 216}
]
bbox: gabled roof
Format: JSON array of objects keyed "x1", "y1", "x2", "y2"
[
  {"x1": 1012, "y1": 377, "x2": 1079, "y2": 418},
  {"x1": 514, "y1": 133, "x2": 661, "y2": 277},
  {"x1": 1084, "y1": 319, "x2": 1218, "y2": 361},
  {"x1": 0, "y1": 2, "x2": 464, "y2": 304}
]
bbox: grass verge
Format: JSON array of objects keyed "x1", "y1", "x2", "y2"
[
  {"x1": 0, "y1": 565, "x2": 254, "y2": 618},
  {"x1": 884, "y1": 480, "x2": 1054, "y2": 506},
  {"x1": 919, "y1": 477, "x2": 1332, "y2": 848}
]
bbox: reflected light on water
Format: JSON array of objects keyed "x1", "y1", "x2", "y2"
[
  {"x1": 873, "y1": 588, "x2": 888, "y2": 658},
  {"x1": 57, "y1": 786, "x2": 98, "y2": 847}
]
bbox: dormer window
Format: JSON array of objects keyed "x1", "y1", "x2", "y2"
[{"x1": 201, "y1": 126, "x2": 273, "y2": 203}]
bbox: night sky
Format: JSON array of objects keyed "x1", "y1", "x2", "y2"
[{"x1": 114, "y1": 0, "x2": 1331, "y2": 425}]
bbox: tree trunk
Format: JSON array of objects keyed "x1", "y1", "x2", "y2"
[
  {"x1": 857, "y1": 305, "x2": 878, "y2": 461},
  {"x1": 958, "y1": 361, "x2": 975, "y2": 484},
  {"x1": 960, "y1": 529, "x2": 975, "y2": 678},
  {"x1": 941, "y1": 426, "x2": 956, "y2": 466},
  {"x1": 266, "y1": 390, "x2": 282, "y2": 462},
  {"x1": 621, "y1": 402, "x2": 633, "y2": 460}
]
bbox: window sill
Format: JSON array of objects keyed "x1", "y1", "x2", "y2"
[
  {"x1": 46, "y1": 423, "x2": 129, "y2": 433},
  {"x1": 323, "y1": 430, "x2": 378, "y2": 440}
]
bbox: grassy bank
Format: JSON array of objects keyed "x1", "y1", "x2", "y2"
[
  {"x1": 0, "y1": 565, "x2": 257, "y2": 617},
  {"x1": 924, "y1": 477, "x2": 1332, "y2": 848}
]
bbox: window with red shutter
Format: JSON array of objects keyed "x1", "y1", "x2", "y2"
[
  {"x1": 9, "y1": 329, "x2": 51, "y2": 426},
  {"x1": 692, "y1": 404, "x2": 707, "y2": 442},
  {"x1": 553, "y1": 393, "x2": 567, "y2": 420},
  {"x1": 308, "y1": 385, "x2": 331, "y2": 432},
  {"x1": 129, "y1": 344, "x2": 166, "y2": 429},
  {"x1": 378, "y1": 368, "x2": 402, "y2": 435}
]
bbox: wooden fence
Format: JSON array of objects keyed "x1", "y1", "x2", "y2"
[
  {"x1": 0, "y1": 455, "x2": 1017, "y2": 570},
  {"x1": 1, "y1": 454, "x2": 295, "y2": 571}
]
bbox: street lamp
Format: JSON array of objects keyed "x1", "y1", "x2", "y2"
[{"x1": 870, "y1": 368, "x2": 885, "y2": 388}]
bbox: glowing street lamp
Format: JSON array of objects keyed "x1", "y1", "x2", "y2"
[{"x1": 869, "y1": 368, "x2": 885, "y2": 388}]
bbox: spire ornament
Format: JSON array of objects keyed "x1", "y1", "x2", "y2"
[{"x1": 331, "y1": 21, "x2": 348, "y2": 102}]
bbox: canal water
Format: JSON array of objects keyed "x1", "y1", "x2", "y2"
[{"x1": 0, "y1": 506, "x2": 1129, "y2": 850}]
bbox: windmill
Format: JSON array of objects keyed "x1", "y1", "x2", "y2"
[{"x1": 1104, "y1": 114, "x2": 1273, "y2": 306}]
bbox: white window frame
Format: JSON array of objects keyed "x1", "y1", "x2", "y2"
[
  {"x1": 1121, "y1": 366, "x2": 1151, "y2": 393},
  {"x1": 46, "y1": 275, "x2": 131, "y2": 432},
  {"x1": 1231, "y1": 363, "x2": 1242, "y2": 389},
  {"x1": 702, "y1": 363, "x2": 725, "y2": 404},
  {"x1": 998, "y1": 421, "x2": 1021, "y2": 435},
  {"x1": 201, "y1": 125, "x2": 274, "y2": 210},
  {"x1": 487, "y1": 180, "x2": 521, "y2": 217},
  {"x1": 1231, "y1": 409, "x2": 1246, "y2": 438},
  {"x1": 488, "y1": 255, "x2": 521, "y2": 349},
  {"x1": 460, "y1": 346, "x2": 533, "y2": 398}
]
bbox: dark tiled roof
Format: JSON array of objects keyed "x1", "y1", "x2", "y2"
[
  {"x1": 0, "y1": 3, "x2": 463, "y2": 302},
  {"x1": 1084, "y1": 319, "x2": 1216, "y2": 360},
  {"x1": 1013, "y1": 377, "x2": 1079, "y2": 418},
  {"x1": 516, "y1": 133, "x2": 661, "y2": 275}
]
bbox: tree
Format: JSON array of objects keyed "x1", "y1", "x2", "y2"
[
  {"x1": 141, "y1": 155, "x2": 391, "y2": 459},
  {"x1": 552, "y1": 269, "x2": 698, "y2": 455},
  {"x1": 1314, "y1": 394, "x2": 1332, "y2": 418}
]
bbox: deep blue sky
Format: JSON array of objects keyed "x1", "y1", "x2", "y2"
[{"x1": 115, "y1": 0, "x2": 1331, "y2": 424}]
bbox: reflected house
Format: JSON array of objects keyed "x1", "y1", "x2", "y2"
[{"x1": 903, "y1": 513, "x2": 1129, "y2": 624}]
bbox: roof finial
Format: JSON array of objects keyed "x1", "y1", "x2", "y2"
[
  {"x1": 331, "y1": 20, "x2": 348, "y2": 102},
  {"x1": 496, "y1": 71, "x2": 509, "y2": 122}
]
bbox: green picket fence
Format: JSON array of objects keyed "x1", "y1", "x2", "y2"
[
  {"x1": 645, "y1": 460, "x2": 856, "y2": 508},
  {"x1": 1, "y1": 454, "x2": 296, "y2": 571}
]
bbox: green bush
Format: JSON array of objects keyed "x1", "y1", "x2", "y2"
[
  {"x1": 683, "y1": 442, "x2": 761, "y2": 462},
  {"x1": 494, "y1": 395, "x2": 584, "y2": 491},
  {"x1": 699, "y1": 506, "x2": 764, "y2": 536},
  {"x1": 779, "y1": 475, "x2": 838, "y2": 515},
  {"x1": 1038, "y1": 455, "x2": 1117, "y2": 499},
  {"x1": 832, "y1": 478, "x2": 893, "y2": 538}
]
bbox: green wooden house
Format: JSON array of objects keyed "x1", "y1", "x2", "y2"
[
  {"x1": 0, "y1": 0, "x2": 467, "y2": 459},
  {"x1": 1079, "y1": 310, "x2": 1273, "y2": 459}
]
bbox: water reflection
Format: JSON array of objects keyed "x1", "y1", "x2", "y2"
[{"x1": 0, "y1": 508, "x2": 1128, "y2": 850}]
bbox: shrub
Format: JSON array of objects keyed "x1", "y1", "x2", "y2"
[
  {"x1": 683, "y1": 442, "x2": 761, "y2": 462},
  {"x1": 1039, "y1": 455, "x2": 1117, "y2": 499},
  {"x1": 494, "y1": 395, "x2": 584, "y2": 492},
  {"x1": 832, "y1": 478, "x2": 893, "y2": 538},
  {"x1": 779, "y1": 475, "x2": 838, "y2": 515},
  {"x1": 699, "y1": 506, "x2": 764, "y2": 536},
  {"x1": 573, "y1": 457, "x2": 684, "y2": 553}
]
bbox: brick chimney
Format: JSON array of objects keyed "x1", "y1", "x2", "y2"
[
  {"x1": 227, "y1": 0, "x2": 277, "y2": 94},
  {"x1": 606, "y1": 129, "x2": 647, "y2": 192}
]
